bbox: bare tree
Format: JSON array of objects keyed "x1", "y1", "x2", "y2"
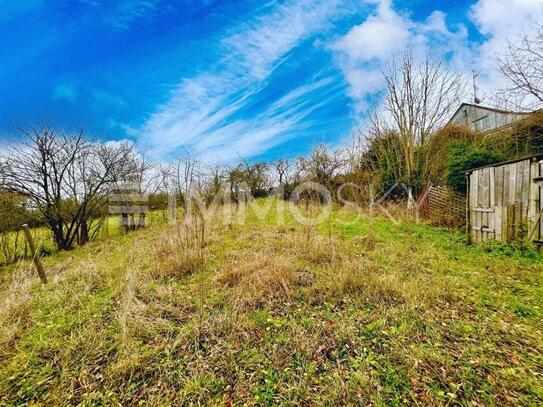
[
  {"x1": 273, "y1": 159, "x2": 292, "y2": 199},
  {"x1": 240, "y1": 159, "x2": 269, "y2": 197},
  {"x1": 206, "y1": 162, "x2": 226, "y2": 202},
  {"x1": 369, "y1": 52, "x2": 467, "y2": 206},
  {"x1": 498, "y1": 24, "x2": 543, "y2": 110},
  {"x1": 299, "y1": 144, "x2": 344, "y2": 193},
  {"x1": 0, "y1": 124, "x2": 136, "y2": 250},
  {"x1": 175, "y1": 149, "x2": 199, "y2": 212},
  {"x1": 274, "y1": 159, "x2": 290, "y2": 186}
]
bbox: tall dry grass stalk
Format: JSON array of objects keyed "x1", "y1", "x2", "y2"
[
  {"x1": 116, "y1": 249, "x2": 147, "y2": 351},
  {"x1": 0, "y1": 264, "x2": 35, "y2": 350},
  {"x1": 153, "y1": 215, "x2": 207, "y2": 279},
  {"x1": 217, "y1": 252, "x2": 297, "y2": 308}
]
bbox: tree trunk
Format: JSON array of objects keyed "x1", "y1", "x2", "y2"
[
  {"x1": 53, "y1": 228, "x2": 66, "y2": 251},
  {"x1": 406, "y1": 188, "x2": 415, "y2": 210},
  {"x1": 79, "y1": 219, "x2": 89, "y2": 245}
]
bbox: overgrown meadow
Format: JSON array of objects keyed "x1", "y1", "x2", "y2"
[{"x1": 0, "y1": 199, "x2": 541, "y2": 405}]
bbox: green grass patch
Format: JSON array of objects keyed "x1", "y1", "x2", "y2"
[{"x1": 0, "y1": 199, "x2": 541, "y2": 405}]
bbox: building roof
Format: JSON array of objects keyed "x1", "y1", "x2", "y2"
[
  {"x1": 465, "y1": 152, "x2": 543, "y2": 174},
  {"x1": 447, "y1": 102, "x2": 531, "y2": 126}
]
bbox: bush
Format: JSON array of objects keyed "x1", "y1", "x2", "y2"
[
  {"x1": 446, "y1": 141, "x2": 504, "y2": 193},
  {"x1": 38, "y1": 245, "x2": 53, "y2": 257}
]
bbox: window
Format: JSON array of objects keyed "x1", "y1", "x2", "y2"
[{"x1": 473, "y1": 115, "x2": 489, "y2": 131}]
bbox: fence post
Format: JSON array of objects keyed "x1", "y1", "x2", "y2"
[
  {"x1": 22, "y1": 224, "x2": 47, "y2": 284},
  {"x1": 466, "y1": 174, "x2": 471, "y2": 244},
  {"x1": 368, "y1": 182, "x2": 374, "y2": 216}
]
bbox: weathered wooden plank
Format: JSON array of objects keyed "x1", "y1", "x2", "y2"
[
  {"x1": 484, "y1": 167, "x2": 494, "y2": 241},
  {"x1": 517, "y1": 202, "x2": 523, "y2": 239},
  {"x1": 495, "y1": 205, "x2": 502, "y2": 241},
  {"x1": 488, "y1": 207, "x2": 495, "y2": 241},
  {"x1": 478, "y1": 210, "x2": 482, "y2": 243},
  {"x1": 500, "y1": 206, "x2": 506, "y2": 241},
  {"x1": 470, "y1": 172, "x2": 478, "y2": 212},
  {"x1": 484, "y1": 168, "x2": 490, "y2": 208},
  {"x1": 504, "y1": 205, "x2": 508, "y2": 241},
  {"x1": 518, "y1": 202, "x2": 523, "y2": 239},
  {"x1": 495, "y1": 166, "x2": 504, "y2": 206},
  {"x1": 472, "y1": 226, "x2": 495, "y2": 232},
  {"x1": 489, "y1": 167, "x2": 495, "y2": 208},
  {"x1": 477, "y1": 170, "x2": 485, "y2": 206},
  {"x1": 528, "y1": 160, "x2": 538, "y2": 230},
  {"x1": 540, "y1": 164, "x2": 543, "y2": 240},
  {"x1": 470, "y1": 172, "x2": 478, "y2": 244},
  {"x1": 514, "y1": 161, "x2": 524, "y2": 205},
  {"x1": 507, "y1": 205, "x2": 514, "y2": 241},
  {"x1": 479, "y1": 169, "x2": 484, "y2": 209},
  {"x1": 473, "y1": 207, "x2": 494, "y2": 213},
  {"x1": 489, "y1": 169, "x2": 495, "y2": 240},
  {"x1": 503, "y1": 165, "x2": 510, "y2": 205},
  {"x1": 508, "y1": 163, "x2": 517, "y2": 206},
  {"x1": 517, "y1": 163, "x2": 524, "y2": 236},
  {"x1": 522, "y1": 159, "x2": 530, "y2": 204}
]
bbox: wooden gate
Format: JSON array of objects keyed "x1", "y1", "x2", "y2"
[
  {"x1": 529, "y1": 161, "x2": 543, "y2": 244},
  {"x1": 468, "y1": 155, "x2": 543, "y2": 244}
]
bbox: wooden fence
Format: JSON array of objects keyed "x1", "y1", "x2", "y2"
[
  {"x1": 467, "y1": 154, "x2": 543, "y2": 244},
  {"x1": 419, "y1": 185, "x2": 466, "y2": 228}
]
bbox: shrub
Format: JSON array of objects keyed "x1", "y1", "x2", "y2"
[
  {"x1": 38, "y1": 245, "x2": 53, "y2": 257},
  {"x1": 446, "y1": 141, "x2": 504, "y2": 193}
]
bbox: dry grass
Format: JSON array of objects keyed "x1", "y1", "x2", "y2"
[
  {"x1": 0, "y1": 265, "x2": 35, "y2": 350},
  {"x1": 292, "y1": 233, "x2": 341, "y2": 266},
  {"x1": 152, "y1": 219, "x2": 206, "y2": 279},
  {"x1": 217, "y1": 251, "x2": 298, "y2": 308},
  {"x1": 0, "y1": 199, "x2": 541, "y2": 405}
]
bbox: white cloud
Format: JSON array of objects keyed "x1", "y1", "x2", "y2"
[
  {"x1": 332, "y1": 1, "x2": 469, "y2": 112},
  {"x1": 0, "y1": 139, "x2": 12, "y2": 156},
  {"x1": 332, "y1": 0, "x2": 410, "y2": 62},
  {"x1": 333, "y1": 0, "x2": 543, "y2": 111},
  {"x1": 189, "y1": 76, "x2": 344, "y2": 162},
  {"x1": 135, "y1": 0, "x2": 351, "y2": 161},
  {"x1": 469, "y1": 0, "x2": 543, "y2": 101},
  {"x1": 134, "y1": 0, "x2": 543, "y2": 162},
  {"x1": 470, "y1": 0, "x2": 542, "y2": 37},
  {"x1": 222, "y1": 0, "x2": 342, "y2": 80}
]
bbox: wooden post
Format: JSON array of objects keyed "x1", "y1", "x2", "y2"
[
  {"x1": 22, "y1": 224, "x2": 47, "y2": 284},
  {"x1": 369, "y1": 182, "x2": 374, "y2": 216},
  {"x1": 466, "y1": 173, "x2": 471, "y2": 244}
]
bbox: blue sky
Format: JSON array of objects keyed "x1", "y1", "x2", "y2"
[{"x1": 0, "y1": 0, "x2": 541, "y2": 162}]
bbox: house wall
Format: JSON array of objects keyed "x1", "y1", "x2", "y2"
[{"x1": 450, "y1": 105, "x2": 527, "y2": 132}]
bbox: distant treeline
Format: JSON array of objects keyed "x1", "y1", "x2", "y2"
[{"x1": 1, "y1": 39, "x2": 543, "y2": 263}]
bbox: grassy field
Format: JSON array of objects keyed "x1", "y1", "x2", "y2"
[
  {"x1": 0, "y1": 211, "x2": 172, "y2": 265},
  {"x1": 0, "y1": 200, "x2": 541, "y2": 405}
]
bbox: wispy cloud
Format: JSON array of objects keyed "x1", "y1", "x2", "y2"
[
  {"x1": 52, "y1": 82, "x2": 79, "y2": 103},
  {"x1": 135, "y1": 0, "x2": 352, "y2": 161},
  {"x1": 190, "y1": 76, "x2": 346, "y2": 162},
  {"x1": 78, "y1": 0, "x2": 163, "y2": 30}
]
